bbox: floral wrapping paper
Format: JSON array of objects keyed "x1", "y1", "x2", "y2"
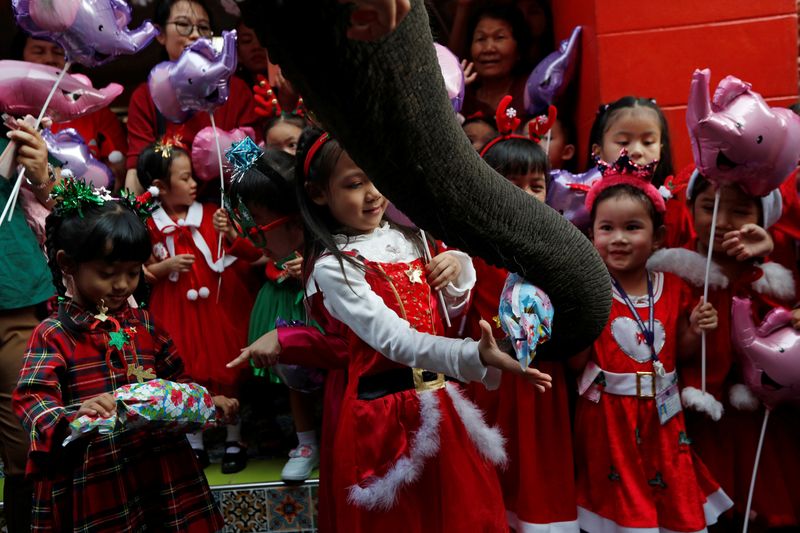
[{"x1": 64, "y1": 379, "x2": 217, "y2": 445}]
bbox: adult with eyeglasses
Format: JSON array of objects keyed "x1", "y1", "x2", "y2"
[{"x1": 125, "y1": 0, "x2": 260, "y2": 194}]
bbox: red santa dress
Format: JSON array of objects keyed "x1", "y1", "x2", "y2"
[
  {"x1": 147, "y1": 202, "x2": 260, "y2": 396},
  {"x1": 307, "y1": 223, "x2": 508, "y2": 532},
  {"x1": 575, "y1": 271, "x2": 733, "y2": 532},
  {"x1": 463, "y1": 257, "x2": 579, "y2": 532}
]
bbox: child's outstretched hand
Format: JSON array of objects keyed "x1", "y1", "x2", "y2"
[
  {"x1": 460, "y1": 59, "x2": 477, "y2": 85},
  {"x1": 282, "y1": 254, "x2": 303, "y2": 280},
  {"x1": 722, "y1": 224, "x2": 774, "y2": 261},
  {"x1": 227, "y1": 330, "x2": 281, "y2": 369},
  {"x1": 213, "y1": 395, "x2": 239, "y2": 423},
  {"x1": 426, "y1": 252, "x2": 461, "y2": 291},
  {"x1": 690, "y1": 298, "x2": 718, "y2": 334},
  {"x1": 166, "y1": 254, "x2": 195, "y2": 273},
  {"x1": 213, "y1": 208, "x2": 238, "y2": 242},
  {"x1": 77, "y1": 393, "x2": 116, "y2": 419},
  {"x1": 477, "y1": 319, "x2": 552, "y2": 392}
]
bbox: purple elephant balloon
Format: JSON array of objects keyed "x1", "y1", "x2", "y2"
[
  {"x1": 731, "y1": 297, "x2": 800, "y2": 409},
  {"x1": 545, "y1": 168, "x2": 600, "y2": 232},
  {"x1": 0, "y1": 61, "x2": 122, "y2": 122},
  {"x1": 434, "y1": 43, "x2": 465, "y2": 113},
  {"x1": 686, "y1": 68, "x2": 800, "y2": 197},
  {"x1": 149, "y1": 31, "x2": 238, "y2": 124},
  {"x1": 42, "y1": 128, "x2": 114, "y2": 190},
  {"x1": 524, "y1": 26, "x2": 581, "y2": 116},
  {"x1": 12, "y1": 0, "x2": 158, "y2": 68}
]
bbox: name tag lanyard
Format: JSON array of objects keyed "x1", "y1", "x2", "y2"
[{"x1": 610, "y1": 272, "x2": 666, "y2": 377}]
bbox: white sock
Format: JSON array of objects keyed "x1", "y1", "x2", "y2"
[
  {"x1": 297, "y1": 430, "x2": 317, "y2": 448},
  {"x1": 225, "y1": 422, "x2": 242, "y2": 454},
  {"x1": 187, "y1": 431, "x2": 204, "y2": 450}
]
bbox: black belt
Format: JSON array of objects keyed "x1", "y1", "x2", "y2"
[{"x1": 357, "y1": 367, "x2": 451, "y2": 400}]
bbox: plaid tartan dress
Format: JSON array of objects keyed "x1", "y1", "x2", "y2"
[{"x1": 13, "y1": 301, "x2": 224, "y2": 532}]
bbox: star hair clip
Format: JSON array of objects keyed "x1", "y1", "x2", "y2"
[
  {"x1": 225, "y1": 136, "x2": 262, "y2": 182},
  {"x1": 154, "y1": 134, "x2": 187, "y2": 159},
  {"x1": 595, "y1": 149, "x2": 659, "y2": 180}
]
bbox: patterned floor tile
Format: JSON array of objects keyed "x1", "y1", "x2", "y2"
[
  {"x1": 215, "y1": 488, "x2": 269, "y2": 533},
  {"x1": 267, "y1": 486, "x2": 313, "y2": 531},
  {"x1": 309, "y1": 485, "x2": 319, "y2": 528}
]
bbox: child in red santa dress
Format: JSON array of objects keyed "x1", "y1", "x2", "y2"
[
  {"x1": 295, "y1": 127, "x2": 554, "y2": 532},
  {"x1": 572, "y1": 153, "x2": 733, "y2": 533}
]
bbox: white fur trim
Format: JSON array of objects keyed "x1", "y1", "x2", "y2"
[
  {"x1": 751, "y1": 262, "x2": 796, "y2": 302},
  {"x1": 578, "y1": 506, "x2": 710, "y2": 533},
  {"x1": 729, "y1": 383, "x2": 760, "y2": 411},
  {"x1": 761, "y1": 189, "x2": 783, "y2": 230},
  {"x1": 445, "y1": 382, "x2": 507, "y2": 467},
  {"x1": 347, "y1": 391, "x2": 441, "y2": 511},
  {"x1": 703, "y1": 488, "x2": 734, "y2": 526},
  {"x1": 680, "y1": 387, "x2": 724, "y2": 421},
  {"x1": 647, "y1": 249, "x2": 728, "y2": 289},
  {"x1": 147, "y1": 185, "x2": 159, "y2": 197},
  {"x1": 506, "y1": 510, "x2": 579, "y2": 532}
]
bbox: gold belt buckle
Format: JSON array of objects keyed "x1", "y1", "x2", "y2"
[
  {"x1": 412, "y1": 368, "x2": 445, "y2": 393},
  {"x1": 636, "y1": 371, "x2": 656, "y2": 398}
]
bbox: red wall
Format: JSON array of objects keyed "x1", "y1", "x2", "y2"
[{"x1": 550, "y1": 0, "x2": 799, "y2": 172}]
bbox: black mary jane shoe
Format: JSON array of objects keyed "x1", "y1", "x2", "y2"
[
  {"x1": 221, "y1": 442, "x2": 248, "y2": 474},
  {"x1": 193, "y1": 448, "x2": 210, "y2": 469}
]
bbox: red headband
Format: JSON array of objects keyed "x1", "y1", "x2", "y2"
[
  {"x1": 478, "y1": 96, "x2": 557, "y2": 157},
  {"x1": 303, "y1": 132, "x2": 330, "y2": 178}
]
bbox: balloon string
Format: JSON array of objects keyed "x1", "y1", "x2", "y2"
[
  {"x1": 742, "y1": 408, "x2": 770, "y2": 533},
  {"x1": 543, "y1": 129, "x2": 552, "y2": 157},
  {"x1": 209, "y1": 111, "x2": 225, "y2": 303},
  {"x1": 0, "y1": 60, "x2": 72, "y2": 228},
  {"x1": 700, "y1": 186, "x2": 721, "y2": 395},
  {"x1": 419, "y1": 228, "x2": 451, "y2": 329}
]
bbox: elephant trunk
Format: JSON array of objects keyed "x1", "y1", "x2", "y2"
[{"x1": 253, "y1": 0, "x2": 610, "y2": 356}]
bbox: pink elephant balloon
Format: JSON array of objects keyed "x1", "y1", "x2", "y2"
[
  {"x1": 433, "y1": 43, "x2": 465, "y2": 113},
  {"x1": 0, "y1": 60, "x2": 122, "y2": 122},
  {"x1": 731, "y1": 297, "x2": 800, "y2": 409},
  {"x1": 686, "y1": 68, "x2": 800, "y2": 197},
  {"x1": 545, "y1": 168, "x2": 600, "y2": 232},
  {"x1": 42, "y1": 128, "x2": 114, "y2": 189},
  {"x1": 524, "y1": 26, "x2": 581, "y2": 116},
  {"x1": 149, "y1": 31, "x2": 238, "y2": 123},
  {"x1": 191, "y1": 126, "x2": 256, "y2": 182},
  {"x1": 12, "y1": 0, "x2": 158, "y2": 68}
]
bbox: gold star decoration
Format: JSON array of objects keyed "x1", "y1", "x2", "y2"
[
  {"x1": 108, "y1": 329, "x2": 130, "y2": 350},
  {"x1": 405, "y1": 267, "x2": 424, "y2": 284}
]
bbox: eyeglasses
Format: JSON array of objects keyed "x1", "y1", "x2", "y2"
[{"x1": 167, "y1": 19, "x2": 213, "y2": 37}]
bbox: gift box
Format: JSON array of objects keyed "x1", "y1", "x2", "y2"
[
  {"x1": 497, "y1": 272, "x2": 554, "y2": 368},
  {"x1": 64, "y1": 379, "x2": 217, "y2": 445}
]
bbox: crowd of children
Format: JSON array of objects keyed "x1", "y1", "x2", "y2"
[{"x1": 1, "y1": 0, "x2": 799, "y2": 532}]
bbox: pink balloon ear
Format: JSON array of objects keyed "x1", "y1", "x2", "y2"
[
  {"x1": 29, "y1": 0, "x2": 81, "y2": 32},
  {"x1": 712, "y1": 75, "x2": 752, "y2": 111},
  {"x1": 686, "y1": 68, "x2": 712, "y2": 131}
]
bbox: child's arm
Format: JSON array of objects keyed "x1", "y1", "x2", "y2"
[
  {"x1": 722, "y1": 223, "x2": 774, "y2": 261},
  {"x1": 12, "y1": 324, "x2": 74, "y2": 471},
  {"x1": 146, "y1": 253, "x2": 195, "y2": 281},
  {"x1": 212, "y1": 208, "x2": 238, "y2": 243},
  {"x1": 677, "y1": 298, "x2": 718, "y2": 358},
  {"x1": 313, "y1": 256, "x2": 550, "y2": 389},
  {"x1": 227, "y1": 326, "x2": 350, "y2": 370}
]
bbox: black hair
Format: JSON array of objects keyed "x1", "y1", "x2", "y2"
[
  {"x1": 589, "y1": 184, "x2": 664, "y2": 230},
  {"x1": 788, "y1": 101, "x2": 800, "y2": 117},
  {"x1": 483, "y1": 137, "x2": 550, "y2": 186},
  {"x1": 588, "y1": 96, "x2": 673, "y2": 188},
  {"x1": 10, "y1": 30, "x2": 31, "y2": 60},
  {"x1": 466, "y1": 5, "x2": 534, "y2": 75},
  {"x1": 136, "y1": 142, "x2": 190, "y2": 190},
  {"x1": 553, "y1": 113, "x2": 578, "y2": 172},
  {"x1": 687, "y1": 173, "x2": 765, "y2": 226},
  {"x1": 263, "y1": 114, "x2": 307, "y2": 143},
  {"x1": 228, "y1": 148, "x2": 298, "y2": 215},
  {"x1": 295, "y1": 127, "x2": 428, "y2": 287},
  {"x1": 462, "y1": 115, "x2": 497, "y2": 131},
  {"x1": 45, "y1": 201, "x2": 152, "y2": 301},
  {"x1": 153, "y1": 0, "x2": 215, "y2": 29}
]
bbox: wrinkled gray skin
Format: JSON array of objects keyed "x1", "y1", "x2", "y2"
[{"x1": 252, "y1": 0, "x2": 610, "y2": 357}]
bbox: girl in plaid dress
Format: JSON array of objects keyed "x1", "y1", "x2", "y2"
[{"x1": 13, "y1": 179, "x2": 235, "y2": 532}]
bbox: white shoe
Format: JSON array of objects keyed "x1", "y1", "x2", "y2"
[{"x1": 281, "y1": 444, "x2": 319, "y2": 482}]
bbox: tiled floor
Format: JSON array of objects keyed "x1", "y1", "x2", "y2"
[{"x1": 0, "y1": 458, "x2": 319, "y2": 533}]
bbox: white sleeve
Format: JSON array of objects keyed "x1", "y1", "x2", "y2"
[
  {"x1": 311, "y1": 256, "x2": 499, "y2": 388},
  {"x1": 439, "y1": 250, "x2": 475, "y2": 318}
]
